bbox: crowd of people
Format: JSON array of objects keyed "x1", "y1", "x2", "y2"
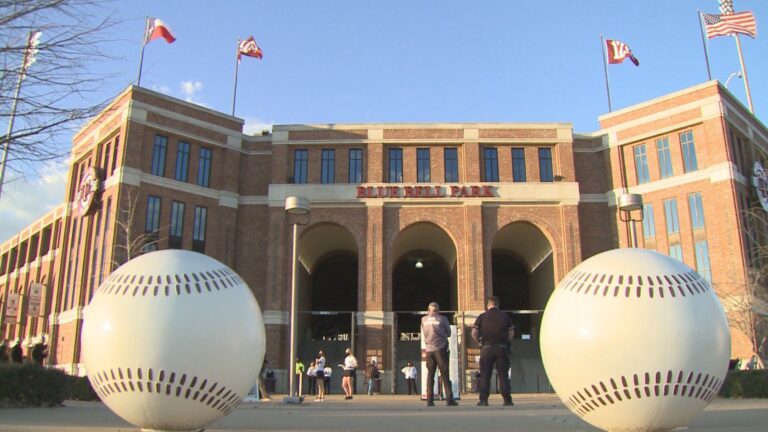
[{"x1": 0, "y1": 338, "x2": 48, "y2": 366}]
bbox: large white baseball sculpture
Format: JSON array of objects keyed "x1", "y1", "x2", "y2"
[
  {"x1": 541, "y1": 248, "x2": 730, "y2": 432},
  {"x1": 82, "y1": 250, "x2": 266, "y2": 432}
]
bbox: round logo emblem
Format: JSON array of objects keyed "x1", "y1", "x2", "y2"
[{"x1": 74, "y1": 167, "x2": 100, "y2": 217}]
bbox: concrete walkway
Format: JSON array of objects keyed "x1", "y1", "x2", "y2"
[{"x1": 1, "y1": 394, "x2": 767, "y2": 431}]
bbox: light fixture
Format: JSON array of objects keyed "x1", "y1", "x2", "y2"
[
  {"x1": 284, "y1": 196, "x2": 310, "y2": 403},
  {"x1": 415, "y1": 259, "x2": 424, "y2": 269},
  {"x1": 618, "y1": 193, "x2": 643, "y2": 248}
]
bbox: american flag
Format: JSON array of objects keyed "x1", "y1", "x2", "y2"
[
  {"x1": 702, "y1": 11, "x2": 757, "y2": 38},
  {"x1": 238, "y1": 36, "x2": 263, "y2": 60},
  {"x1": 719, "y1": 0, "x2": 734, "y2": 15}
]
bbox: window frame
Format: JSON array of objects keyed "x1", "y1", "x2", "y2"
[
  {"x1": 174, "y1": 141, "x2": 191, "y2": 182},
  {"x1": 444, "y1": 147, "x2": 459, "y2": 183},
  {"x1": 680, "y1": 130, "x2": 699, "y2": 173},
  {"x1": 321, "y1": 148, "x2": 335, "y2": 184},
  {"x1": 417, "y1": 148, "x2": 431, "y2": 183},
  {"x1": 633, "y1": 144, "x2": 650, "y2": 185},
  {"x1": 293, "y1": 149, "x2": 308, "y2": 184},
  {"x1": 348, "y1": 148, "x2": 363, "y2": 183},
  {"x1": 197, "y1": 147, "x2": 212, "y2": 187},
  {"x1": 388, "y1": 148, "x2": 403, "y2": 183},
  {"x1": 483, "y1": 147, "x2": 499, "y2": 182},
  {"x1": 151, "y1": 135, "x2": 167, "y2": 177},
  {"x1": 656, "y1": 137, "x2": 673, "y2": 179},
  {"x1": 512, "y1": 147, "x2": 526, "y2": 182}
]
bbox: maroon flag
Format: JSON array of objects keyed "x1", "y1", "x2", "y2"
[
  {"x1": 702, "y1": 11, "x2": 757, "y2": 38},
  {"x1": 238, "y1": 36, "x2": 263, "y2": 60},
  {"x1": 606, "y1": 39, "x2": 639, "y2": 66},
  {"x1": 145, "y1": 17, "x2": 176, "y2": 44}
]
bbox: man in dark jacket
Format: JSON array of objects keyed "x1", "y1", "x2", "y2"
[
  {"x1": 472, "y1": 296, "x2": 515, "y2": 406},
  {"x1": 420, "y1": 301, "x2": 457, "y2": 406},
  {"x1": 10, "y1": 339, "x2": 23, "y2": 364}
]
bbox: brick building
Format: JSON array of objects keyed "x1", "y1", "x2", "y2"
[{"x1": 1, "y1": 80, "x2": 765, "y2": 393}]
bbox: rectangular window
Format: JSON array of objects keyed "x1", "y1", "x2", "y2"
[
  {"x1": 98, "y1": 198, "x2": 111, "y2": 285},
  {"x1": 169, "y1": 201, "x2": 185, "y2": 249},
  {"x1": 321, "y1": 149, "x2": 335, "y2": 184},
  {"x1": 417, "y1": 148, "x2": 431, "y2": 182},
  {"x1": 483, "y1": 148, "x2": 499, "y2": 182},
  {"x1": 144, "y1": 195, "x2": 161, "y2": 252},
  {"x1": 695, "y1": 240, "x2": 712, "y2": 282},
  {"x1": 634, "y1": 144, "x2": 650, "y2": 184},
  {"x1": 151, "y1": 135, "x2": 167, "y2": 176},
  {"x1": 642, "y1": 203, "x2": 656, "y2": 238},
  {"x1": 293, "y1": 149, "x2": 308, "y2": 184},
  {"x1": 193, "y1": 206, "x2": 207, "y2": 253},
  {"x1": 348, "y1": 149, "x2": 363, "y2": 183},
  {"x1": 111, "y1": 136, "x2": 120, "y2": 177},
  {"x1": 197, "y1": 147, "x2": 212, "y2": 187},
  {"x1": 40, "y1": 225, "x2": 52, "y2": 256},
  {"x1": 688, "y1": 192, "x2": 705, "y2": 230},
  {"x1": 0, "y1": 253, "x2": 6, "y2": 276},
  {"x1": 175, "y1": 141, "x2": 190, "y2": 182},
  {"x1": 663, "y1": 198, "x2": 680, "y2": 234},
  {"x1": 656, "y1": 137, "x2": 673, "y2": 179},
  {"x1": 668, "y1": 243, "x2": 683, "y2": 262},
  {"x1": 539, "y1": 148, "x2": 554, "y2": 182},
  {"x1": 512, "y1": 148, "x2": 526, "y2": 182},
  {"x1": 444, "y1": 148, "x2": 459, "y2": 182},
  {"x1": 680, "y1": 130, "x2": 698, "y2": 173},
  {"x1": 389, "y1": 148, "x2": 403, "y2": 182}
]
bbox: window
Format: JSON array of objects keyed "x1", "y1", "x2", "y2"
[
  {"x1": 111, "y1": 136, "x2": 120, "y2": 177},
  {"x1": 642, "y1": 203, "x2": 656, "y2": 238},
  {"x1": 656, "y1": 137, "x2": 673, "y2": 179},
  {"x1": 389, "y1": 148, "x2": 403, "y2": 182},
  {"x1": 98, "y1": 198, "x2": 111, "y2": 285},
  {"x1": 321, "y1": 149, "x2": 335, "y2": 184},
  {"x1": 348, "y1": 149, "x2": 363, "y2": 183},
  {"x1": 663, "y1": 198, "x2": 680, "y2": 234},
  {"x1": 169, "y1": 201, "x2": 185, "y2": 249},
  {"x1": 668, "y1": 243, "x2": 683, "y2": 262},
  {"x1": 539, "y1": 148, "x2": 553, "y2": 182},
  {"x1": 193, "y1": 206, "x2": 207, "y2": 253},
  {"x1": 293, "y1": 149, "x2": 308, "y2": 184},
  {"x1": 175, "y1": 141, "x2": 191, "y2": 182},
  {"x1": 417, "y1": 148, "x2": 431, "y2": 182},
  {"x1": 0, "y1": 253, "x2": 6, "y2": 276},
  {"x1": 689, "y1": 192, "x2": 705, "y2": 229},
  {"x1": 144, "y1": 195, "x2": 161, "y2": 252},
  {"x1": 512, "y1": 148, "x2": 526, "y2": 182},
  {"x1": 444, "y1": 148, "x2": 458, "y2": 182},
  {"x1": 680, "y1": 130, "x2": 698, "y2": 173},
  {"x1": 197, "y1": 147, "x2": 212, "y2": 187},
  {"x1": 151, "y1": 135, "x2": 167, "y2": 176},
  {"x1": 483, "y1": 148, "x2": 499, "y2": 182},
  {"x1": 40, "y1": 225, "x2": 52, "y2": 256},
  {"x1": 633, "y1": 144, "x2": 650, "y2": 184},
  {"x1": 695, "y1": 240, "x2": 712, "y2": 282}
]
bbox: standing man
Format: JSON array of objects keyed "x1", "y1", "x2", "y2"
[
  {"x1": 420, "y1": 302, "x2": 458, "y2": 406},
  {"x1": 400, "y1": 361, "x2": 418, "y2": 395},
  {"x1": 472, "y1": 296, "x2": 515, "y2": 406}
]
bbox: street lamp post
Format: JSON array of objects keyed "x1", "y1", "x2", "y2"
[
  {"x1": 284, "y1": 196, "x2": 310, "y2": 403},
  {"x1": 618, "y1": 193, "x2": 643, "y2": 248}
]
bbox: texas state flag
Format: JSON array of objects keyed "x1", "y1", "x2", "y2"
[{"x1": 144, "y1": 17, "x2": 176, "y2": 44}]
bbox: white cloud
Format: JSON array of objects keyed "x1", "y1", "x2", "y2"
[
  {"x1": 243, "y1": 116, "x2": 274, "y2": 136},
  {"x1": 151, "y1": 84, "x2": 172, "y2": 95},
  {"x1": 180, "y1": 80, "x2": 204, "y2": 104},
  {"x1": 0, "y1": 162, "x2": 68, "y2": 243}
]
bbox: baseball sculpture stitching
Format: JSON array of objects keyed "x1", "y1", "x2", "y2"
[
  {"x1": 540, "y1": 248, "x2": 730, "y2": 432},
  {"x1": 82, "y1": 250, "x2": 266, "y2": 432}
]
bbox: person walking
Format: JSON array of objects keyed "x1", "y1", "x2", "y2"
[
  {"x1": 306, "y1": 361, "x2": 317, "y2": 395},
  {"x1": 10, "y1": 339, "x2": 23, "y2": 364},
  {"x1": 0, "y1": 340, "x2": 9, "y2": 364},
  {"x1": 420, "y1": 302, "x2": 457, "y2": 406},
  {"x1": 314, "y1": 350, "x2": 326, "y2": 401},
  {"x1": 365, "y1": 358, "x2": 379, "y2": 395},
  {"x1": 294, "y1": 359, "x2": 305, "y2": 397},
  {"x1": 401, "y1": 361, "x2": 418, "y2": 395},
  {"x1": 472, "y1": 296, "x2": 515, "y2": 407},
  {"x1": 340, "y1": 347, "x2": 358, "y2": 399}
]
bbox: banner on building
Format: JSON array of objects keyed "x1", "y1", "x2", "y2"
[
  {"x1": 4, "y1": 292, "x2": 20, "y2": 318},
  {"x1": 28, "y1": 283, "x2": 44, "y2": 317}
]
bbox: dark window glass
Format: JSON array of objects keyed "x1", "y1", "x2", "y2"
[
  {"x1": 634, "y1": 144, "x2": 650, "y2": 184},
  {"x1": 656, "y1": 137, "x2": 673, "y2": 179},
  {"x1": 680, "y1": 130, "x2": 698, "y2": 173},
  {"x1": 689, "y1": 192, "x2": 706, "y2": 229},
  {"x1": 151, "y1": 135, "x2": 167, "y2": 176},
  {"x1": 512, "y1": 148, "x2": 526, "y2": 182},
  {"x1": 197, "y1": 147, "x2": 212, "y2": 187},
  {"x1": 417, "y1": 148, "x2": 431, "y2": 182},
  {"x1": 193, "y1": 206, "x2": 207, "y2": 253},
  {"x1": 175, "y1": 141, "x2": 190, "y2": 182},
  {"x1": 169, "y1": 201, "x2": 185, "y2": 249},
  {"x1": 483, "y1": 148, "x2": 499, "y2": 182},
  {"x1": 444, "y1": 148, "x2": 458, "y2": 182},
  {"x1": 321, "y1": 149, "x2": 335, "y2": 184},
  {"x1": 539, "y1": 148, "x2": 553, "y2": 182},
  {"x1": 144, "y1": 195, "x2": 161, "y2": 252},
  {"x1": 293, "y1": 149, "x2": 308, "y2": 184},
  {"x1": 348, "y1": 149, "x2": 363, "y2": 183},
  {"x1": 389, "y1": 148, "x2": 403, "y2": 183}
]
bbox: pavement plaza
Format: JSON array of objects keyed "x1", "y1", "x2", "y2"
[{"x1": 1, "y1": 394, "x2": 767, "y2": 432}]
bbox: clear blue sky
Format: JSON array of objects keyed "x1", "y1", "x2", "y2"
[{"x1": 1, "y1": 0, "x2": 767, "y2": 241}]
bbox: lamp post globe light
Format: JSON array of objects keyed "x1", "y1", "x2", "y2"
[
  {"x1": 284, "y1": 196, "x2": 310, "y2": 403},
  {"x1": 618, "y1": 193, "x2": 643, "y2": 248}
]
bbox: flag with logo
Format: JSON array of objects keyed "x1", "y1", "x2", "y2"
[
  {"x1": 21, "y1": 30, "x2": 42, "y2": 80},
  {"x1": 605, "y1": 39, "x2": 639, "y2": 66},
  {"x1": 144, "y1": 17, "x2": 176, "y2": 44},
  {"x1": 238, "y1": 36, "x2": 263, "y2": 60}
]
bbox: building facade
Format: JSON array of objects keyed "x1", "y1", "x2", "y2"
[{"x1": 1, "y1": 81, "x2": 765, "y2": 392}]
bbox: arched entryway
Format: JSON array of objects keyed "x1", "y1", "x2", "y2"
[
  {"x1": 491, "y1": 221, "x2": 554, "y2": 392},
  {"x1": 391, "y1": 222, "x2": 457, "y2": 393}
]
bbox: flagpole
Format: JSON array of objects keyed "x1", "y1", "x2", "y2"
[
  {"x1": 697, "y1": 11, "x2": 713, "y2": 81},
  {"x1": 137, "y1": 17, "x2": 149, "y2": 87},
  {"x1": 232, "y1": 39, "x2": 240, "y2": 116},
  {"x1": 0, "y1": 43, "x2": 30, "y2": 198},
  {"x1": 732, "y1": 34, "x2": 754, "y2": 113},
  {"x1": 600, "y1": 35, "x2": 612, "y2": 112}
]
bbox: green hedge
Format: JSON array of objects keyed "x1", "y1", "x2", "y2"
[
  {"x1": 0, "y1": 363, "x2": 99, "y2": 407},
  {"x1": 719, "y1": 370, "x2": 768, "y2": 398}
]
